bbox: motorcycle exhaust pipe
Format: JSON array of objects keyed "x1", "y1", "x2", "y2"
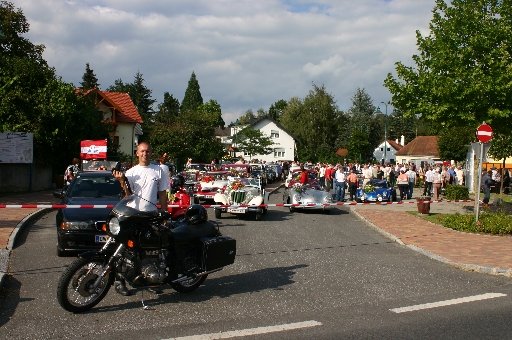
[{"x1": 171, "y1": 268, "x2": 222, "y2": 284}]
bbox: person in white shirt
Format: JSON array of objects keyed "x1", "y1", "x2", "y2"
[
  {"x1": 112, "y1": 141, "x2": 168, "y2": 296},
  {"x1": 423, "y1": 166, "x2": 433, "y2": 196},
  {"x1": 362, "y1": 165, "x2": 373, "y2": 186},
  {"x1": 319, "y1": 164, "x2": 326, "y2": 188},
  {"x1": 334, "y1": 166, "x2": 346, "y2": 201},
  {"x1": 406, "y1": 167, "x2": 417, "y2": 199}
]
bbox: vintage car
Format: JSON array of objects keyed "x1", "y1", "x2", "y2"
[
  {"x1": 192, "y1": 170, "x2": 230, "y2": 203},
  {"x1": 355, "y1": 179, "x2": 397, "y2": 203},
  {"x1": 182, "y1": 163, "x2": 210, "y2": 184},
  {"x1": 285, "y1": 169, "x2": 318, "y2": 187},
  {"x1": 249, "y1": 163, "x2": 268, "y2": 187},
  {"x1": 53, "y1": 170, "x2": 122, "y2": 256},
  {"x1": 221, "y1": 163, "x2": 251, "y2": 177},
  {"x1": 283, "y1": 181, "x2": 333, "y2": 213},
  {"x1": 266, "y1": 163, "x2": 281, "y2": 182},
  {"x1": 213, "y1": 177, "x2": 268, "y2": 220}
]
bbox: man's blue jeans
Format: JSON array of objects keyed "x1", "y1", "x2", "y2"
[
  {"x1": 408, "y1": 181, "x2": 415, "y2": 199},
  {"x1": 335, "y1": 182, "x2": 345, "y2": 201}
]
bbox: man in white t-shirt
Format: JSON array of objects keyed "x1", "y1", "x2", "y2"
[{"x1": 112, "y1": 141, "x2": 168, "y2": 295}]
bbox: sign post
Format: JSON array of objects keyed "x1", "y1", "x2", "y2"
[{"x1": 475, "y1": 123, "x2": 493, "y2": 222}]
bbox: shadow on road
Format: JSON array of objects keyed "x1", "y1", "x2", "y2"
[{"x1": 88, "y1": 264, "x2": 308, "y2": 314}]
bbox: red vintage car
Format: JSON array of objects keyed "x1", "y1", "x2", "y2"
[
  {"x1": 220, "y1": 164, "x2": 251, "y2": 177},
  {"x1": 192, "y1": 170, "x2": 230, "y2": 203},
  {"x1": 181, "y1": 163, "x2": 211, "y2": 184}
]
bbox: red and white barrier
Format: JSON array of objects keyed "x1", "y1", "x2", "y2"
[{"x1": 0, "y1": 200, "x2": 474, "y2": 209}]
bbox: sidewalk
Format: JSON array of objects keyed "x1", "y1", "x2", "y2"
[{"x1": 1, "y1": 188, "x2": 511, "y2": 293}]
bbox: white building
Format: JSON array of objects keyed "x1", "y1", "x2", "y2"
[
  {"x1": 373, "y1": 137, "x2": 404, "y2": 164},
  {"x1": 222, "y1": 116, "x2": 299, "y2": 163}
]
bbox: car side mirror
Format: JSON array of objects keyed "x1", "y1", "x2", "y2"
[{"x1": 53, "y1": 189, "x2": 64, "y2": 199}]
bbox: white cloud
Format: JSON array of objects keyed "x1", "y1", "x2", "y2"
[{"x1": 13, "y1": 0, "x2": 434, "y2": 123}]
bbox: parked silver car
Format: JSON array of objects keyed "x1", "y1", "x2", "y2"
[{"x1": 283, "y1": 181, "x2": 333, "y2": 213}]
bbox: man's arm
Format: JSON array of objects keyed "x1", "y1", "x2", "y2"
[{"x1": 158, "y1": 190, "x2": 168, "y2": 212}]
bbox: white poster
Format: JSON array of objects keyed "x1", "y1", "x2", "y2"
[{"x1": 0, "y1": 132, "x2": 34, "y2": 163}]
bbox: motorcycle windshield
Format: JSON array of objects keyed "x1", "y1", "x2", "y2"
[{"x1": 112, "y1": 194, "x2": 160, "y2": 217}]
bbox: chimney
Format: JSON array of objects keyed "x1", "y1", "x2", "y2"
[
  {"x1": 401, "y1": 135, "x2": 405, "y2": 146},
  {"x1": 395, "y1": 138, "x2": 399, "y2": 144}
]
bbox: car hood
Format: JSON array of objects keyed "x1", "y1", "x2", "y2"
[{"x1": 61, "y1": 197, "x2": 119, "y2": 221}]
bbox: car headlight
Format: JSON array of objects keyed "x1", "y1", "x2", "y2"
[
  {"x1": 59, "y1": 221, "x2": 93, "y2": 230},
  {"x1": 292, "y1": 194, "x2": 301, "y2": 202},
  {"x1": 109, "y1": 217, "x2": 121, "y2": 235},
  {"x1": 324, "y1": 195, "x2": 332, "y2": 203}
]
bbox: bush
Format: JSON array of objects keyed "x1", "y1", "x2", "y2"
[
  {"x1": 444, "y1": 184, "x2": 469, "y2": 200},
  {"x1": 439, "y1": 210, "x2": 512, "y2": 234}
]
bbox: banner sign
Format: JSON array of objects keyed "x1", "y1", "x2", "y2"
[
  {"x1": 0, "y1": 132, "x2": 33, "y2": 163},
  {"x1": 80, "y1": 140, "x2": 107, "y2": 159}
]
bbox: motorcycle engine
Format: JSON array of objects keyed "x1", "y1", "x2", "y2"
[{"x1": 140, "y1": 257, "x2": 166, "y2": 284}]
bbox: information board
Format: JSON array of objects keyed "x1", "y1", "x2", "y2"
[{"x1": 0, "y1": 132, "x2": 34, "y2": 163}]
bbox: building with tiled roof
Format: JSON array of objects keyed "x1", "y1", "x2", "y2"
[
  {"x1": 77, "y1": 88, "x2": 143, "y2": 157},
  {"x1": 373, "y1": 138, "x2": 404, "y2": 164},
  {"x1": 394, "y1": 136, "x2": 441, "y2": 165}
]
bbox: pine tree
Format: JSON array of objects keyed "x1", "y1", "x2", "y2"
[
  {"x1": 180, "y1": 72, "x2": 203, "y2": 113},
  {"x1": 80, "y1": 63, "x2": 99, "y2": 90}
]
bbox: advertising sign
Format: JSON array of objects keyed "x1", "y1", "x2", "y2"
[{"x1": 0, "y1": 132, "x2": 33, "y2": 163}]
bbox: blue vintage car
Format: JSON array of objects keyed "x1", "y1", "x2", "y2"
[{"x1": 356, "y1": 179, "x2": 397, "y2": 202}]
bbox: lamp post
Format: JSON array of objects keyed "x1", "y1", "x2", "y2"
[
  {"x1": 375, "y1": 102, "x2": 388, "y2": 164},
  {"x1": 233, "y1": 119, "x2": 239, "y2": 159}
]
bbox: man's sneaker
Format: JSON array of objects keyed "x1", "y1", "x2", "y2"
[{"x1": 114, "y1": 282, "x2": 132, "y2": 296}]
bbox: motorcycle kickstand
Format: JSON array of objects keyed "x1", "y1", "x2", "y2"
[{"x1": 140, "y1": 290, "x2": 154, "y2": 310}]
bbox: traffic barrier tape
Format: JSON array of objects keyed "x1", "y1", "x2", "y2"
[{"x1": 0, "y1": 200, "x2": 474, "y2": 209}]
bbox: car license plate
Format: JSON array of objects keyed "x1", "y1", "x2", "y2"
[
  {"x1": 95, "y1": 235, "x2": 113, "y2": 243},
  {"x1": 228, "y1": 208, "x2": 246, "y2": 214}
]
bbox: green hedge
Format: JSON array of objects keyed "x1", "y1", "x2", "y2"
[
  {"x1": 444, "y1": 184, "x2": 469, "y2": 200},
  {"x1": 439, "y1": 211, "x2": 512, "y2": 234}
]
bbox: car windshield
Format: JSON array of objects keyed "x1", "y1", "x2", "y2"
[
  {"x1": 69, "y1": 175, "x2": 122, "y2": 198},
  {"x1": 370, "y1": 180, "x2": 388, "y2": 189},
  {"x1": 202, "y1": 172, "x2": 228, "y2": 181}
]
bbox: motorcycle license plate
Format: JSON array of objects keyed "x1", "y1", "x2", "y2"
[
  {"x1": 95, "y1": 235, "x2": 113, "y2": 243},
  {"x1": 228, "y1": 208, "x2": 246, "y2": 214}
]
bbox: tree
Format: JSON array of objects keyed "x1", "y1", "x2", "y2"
[
  {"x1": 280, "y1": 84, "x2": 340, "y2": 162},
  {"x1": 197, "y1": 99, "x2": 224, "y2": 127},
  {"x1": 268, "y1": 99, "x2": 287, "y2": 122},
  {"x1": 154, "y1": 92, "x2": 180, "y2": 125},
  {"x1": 80, "y1": 62, "x2": 99, "y2": 90},
  {"x1": 346, "y1": 88, "x2": 380, "y2": 150},
  {"x1": 384, "y1": 0, "x2": 512, "y2": 135},
  {"x1": 437, "y1": 126, "x2": 474, "y2": 162},
  {"x1": 106, "y1": 78, "x2": 130, "y2": 93},
  {"x1": 233, "y1": 126, "x2": 274, "y2": 161},
  {"x1": 129, "y1": 71, "x2": 155, "y2": 124},
  {"x1": 0, "y1": 1, "x2": 107, "y2": 172},
  {"x1": 237, "y1": 109, "x2": 256, "y2": 125},
  {"x1": 180, "y1": 71, "x2": 203, "y2": 113}
]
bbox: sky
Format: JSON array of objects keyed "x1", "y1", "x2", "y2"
[{"x1": 13, "y1": 0, "x2": 435, "y2": 124}]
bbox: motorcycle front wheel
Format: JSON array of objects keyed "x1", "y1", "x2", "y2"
[
  {"x1": 171, "y1": 274, "x2": 207, "y2": 293},
  {"x1": 57, "y1": 257, "x2": 114, "y2": 313}
]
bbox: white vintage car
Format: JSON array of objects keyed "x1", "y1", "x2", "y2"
[{"x1": 213, "y1": 177, "x2": 268, "y2": 220}]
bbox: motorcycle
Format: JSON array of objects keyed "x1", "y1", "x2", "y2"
[{"x1": 57, "y1": 194, "x2": 236, "y2": 313}]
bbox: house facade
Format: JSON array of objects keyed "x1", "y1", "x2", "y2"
[
  {"x1": 80, "y1": 89, "x2": 143, "y2": 158},
  {"x1": 219, "y1": 116, "x2": 298, "y2": 163},
  {"x1": 373, "y1": 139, "x2": 403, "y2": 164},
  {"x1": 394, "y1": 136, "x2": 441, "y2": 166}
]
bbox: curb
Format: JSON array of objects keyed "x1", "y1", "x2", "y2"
[
  {"x1": 0, "y1": 208, "x2": 51, "y2": 292},
  {"x1": 349, "y1": 207, "x2": 512, "y2": 277}
]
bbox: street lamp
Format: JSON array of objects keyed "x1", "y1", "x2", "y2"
[
  {"x1": 233, "y1": 119, "x2": 239, "y2": 158},
  {"x1": 375, "y1": 102, "x2": 388, "y2": 164}
]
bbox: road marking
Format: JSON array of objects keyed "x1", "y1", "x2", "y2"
[
  {"x1": 390, "y1": 293, "x2": 507, "y2": 313},
  {"x1": 165, "y1": 320, "x2": 323, "y2": 340}
]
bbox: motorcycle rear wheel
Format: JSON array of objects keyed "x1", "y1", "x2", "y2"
[
  {"x1": 171, "y1": 274, "x2": 207, "y2": 293},
  {"x1": 57, "y1": 257, "x2": 114, "y2": 313}
]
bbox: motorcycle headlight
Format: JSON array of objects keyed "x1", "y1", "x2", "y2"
[{"x1": 109, "y1": 217, "x2": 121, "y2": 235}]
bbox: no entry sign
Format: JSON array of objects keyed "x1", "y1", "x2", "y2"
[{"x1": 476, "y1": 123, "x2": 493, "y2": 143}]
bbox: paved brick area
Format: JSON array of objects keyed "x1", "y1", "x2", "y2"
[{"x1": 355, "y1": 209, "x2": 512, "y2": 270}]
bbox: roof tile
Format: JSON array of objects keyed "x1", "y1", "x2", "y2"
[{"x1": 395, "y1": 136, "x2": 439, "y2": 156}]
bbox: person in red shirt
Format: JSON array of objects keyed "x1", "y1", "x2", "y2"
[
  {"x1": 299, "y1": 165, "x2": 308, "y2": 184},
  {"x1": 324, "y1": 164, "x2": 333, "y2": 192}
]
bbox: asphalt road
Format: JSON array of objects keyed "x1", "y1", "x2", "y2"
[{"x1": 1, "y1": 188, "x2": 512, "y2": 339}]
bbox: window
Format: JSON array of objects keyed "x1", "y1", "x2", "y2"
[
  {"x1": 271, "y1": 130, "x2": 280, "y2": 138},
  {"x1": 274, "y1": 148, "x2": 285, "y2": 158},
  {"x1": 380, "y1": 148, "x2": 383, "y2": 151}
]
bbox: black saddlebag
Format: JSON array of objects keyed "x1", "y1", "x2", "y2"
[{"x1": 200, "y1": 236, "x2": 236, "y2": 271}]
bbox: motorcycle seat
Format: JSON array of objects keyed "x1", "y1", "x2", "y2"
[{"x1": 171, "y1": 221, "x2": 217, "y2": 242}]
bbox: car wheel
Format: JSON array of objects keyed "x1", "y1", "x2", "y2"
[{"x1": 214, "y1": 208, "x2": 222, "y2": 219}]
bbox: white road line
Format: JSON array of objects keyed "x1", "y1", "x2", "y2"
[
  {"x1": 390, "y1": 293, "x2": 507, "y2": 313},
  {"x1": 165, "y1": 320, "x2": 323, "y2": 340}
]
